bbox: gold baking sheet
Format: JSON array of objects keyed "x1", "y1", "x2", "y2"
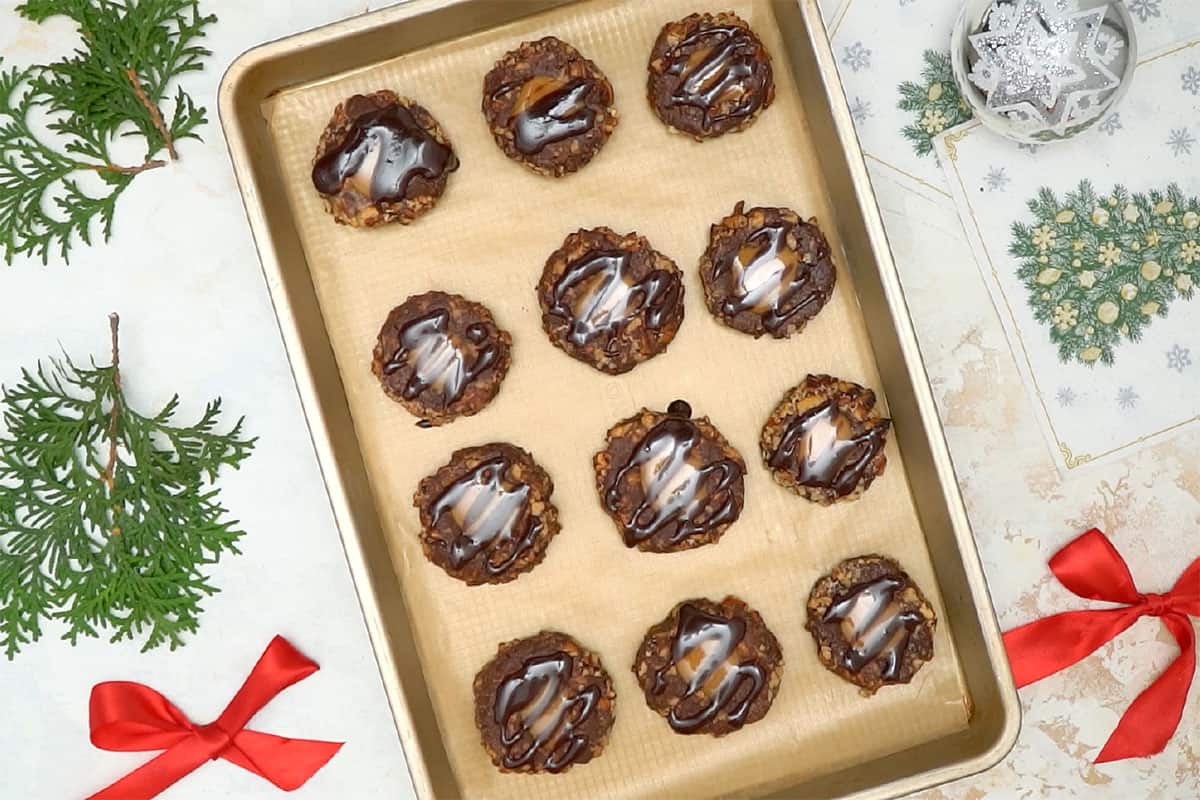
[{"x1": 256, "y1": 1, "x2": 971, "y2": 797}]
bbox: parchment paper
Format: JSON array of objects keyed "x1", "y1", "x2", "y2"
[{"x1": 262, "y1": 0, "x2": 971, "y2": 796}]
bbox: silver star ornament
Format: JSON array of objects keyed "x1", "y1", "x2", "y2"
[{"x1": 968, "y1": 0, "x2": 1120, "y2": 134}]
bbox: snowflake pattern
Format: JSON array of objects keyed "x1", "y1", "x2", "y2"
[
  {"x1": 1184, "y1": 66, "x2": 1200, "y2": 96},
  {"x1": 1127, "y1": 0, "x2": 1162, "y2": 23},
  {"x1": 1116, "y1": 386, "x2": 1139, "y2": 409},
  {"x1": 985, "y1": 167, "x2": 1010, "y2": 192},
  {"x1": 1168, "y1": 128, "x2": 1196, "y2": 157},
  {"x1": 1056, "y1": 387, "x2": 1077, "y2": 406},
  {"x1": 842, "y1": 42, "x2": 872, "y2": 72},
  {"x1": 1167, "y1": 344, "x2": 1192, "y2": 373},
  {"x1": 1093, "y1": 32, "x2": 1125, "y2": 67},
  {"x1": 850, "y1": 96, "x2": 873, "y2": 124},
  {"x1": 1098, "y1": 113, "x2": 1123, "y2": 135}
]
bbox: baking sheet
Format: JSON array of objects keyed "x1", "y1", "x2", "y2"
[{"x1": 260, "y1": 0, "x2": 971, "y2": 796}]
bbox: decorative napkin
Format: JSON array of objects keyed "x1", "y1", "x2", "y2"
[
  {"x1": 825, "y1": 0, "x2": 968, "y2": 191},
  {"x1": 827, "y1": 0, "x2": 1200, "y2": 471},
  {"x1": 830, "y1": 0, "x2": 1200, "y2": 189},
  {"x1": 934, "y1": 37, "x2": 1200, "y2": 470}
]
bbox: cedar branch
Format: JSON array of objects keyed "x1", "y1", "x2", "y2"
[
  {"x1": 124, "y1": 67, "x2": 177, "y2": 160},
  {"x1": 89, "y1": 160, "x2": 168, "y2": 175},
  {"x1": 102, "y1": 313, "x2": 121, "y2": 494}
]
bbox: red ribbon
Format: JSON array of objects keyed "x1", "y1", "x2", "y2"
[
  {"x1": 88, "y1": 636, "x2": 343, "y2": 799},
  {"x1": 1003, "y1": 528, "x2": 1200, "y2": 762}
]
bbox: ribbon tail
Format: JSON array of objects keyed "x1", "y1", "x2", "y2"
[
  {"x1": 225, "y1": 729, "x2": 344, "y2": 791},
  {"x1": 1095, "y1": 614, "x2": 1197, "y2": 763},
  {"x1": 215, "y1": 636, "x2": 321, "y2": 734},
  {"x1": 1003, "y1": 607, "x2": 1141, "y2": 687},
  {"x1": 87, "y1": 737, "x2": 213, "y2": 800}
]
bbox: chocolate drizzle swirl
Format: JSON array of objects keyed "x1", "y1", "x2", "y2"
[
  {"x1": 383, "y1": 310, "x2": 499, "y2": 409},
  {"x1": 768, "y1": 400, "x2": 889, "y2": 497},
  {"x1": 430, "y1": 456, "x2": 541, "y2": 575},
  {"x1": 652, "y1": 604, "x2": 765, "y2": 733},
  {"x1": 712, "y1": 223, "x2": 825, "y2": 333},
  {"x1": 494, "y1": 652, "x2": 600, "y2": 772},
  {"x1": 605, "y1": 415, "x2": 742, "y2": 547},
  {"x1": 312, "y1": 101, "x2": 458, "y2": 200},
  {"x1": 664, "y1": 24, "x2": 770, "y2": 129},
  {"x1": 547, "y1": 249, "x2": 682, "y2": 355},
  {"x1": 823, "y1": 577, "x2": 922, "y2": 680},
  {"x1": 492, "y1": 76, "x2": 599, "y2": 155}
]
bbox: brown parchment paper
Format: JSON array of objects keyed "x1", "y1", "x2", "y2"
[{"x1": 261, "y1": 0, "x2": 971, "y2": 796}]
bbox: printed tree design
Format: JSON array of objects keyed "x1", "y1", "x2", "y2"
[
  {"x1": 1010, "y1": 182, "x2": 1200, "y2": 366},
  {"x1": 897, "y1": 50, "x2": 973, "y2": 157}
]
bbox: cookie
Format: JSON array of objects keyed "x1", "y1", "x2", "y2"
[
  {"x1": 594, "y1": 400, "x2": 746, "y2": 553},
  {"x1": 312, "y1": 91, "x2": 459, "y2": 227},
  {"x1": 700, "y1": 203, "x2": 837, "y2": 338},
  {"x1": 413, "y1": 443, "x2": 558, "y2": 585},
  {"x1": 482, "y1": 37, "x2": 619, "y2": 177},
  {"x1": 760, "y1": 374, "x2": 890, "y2": 504},
  {"x1": 632, "y1": 596, "x2": 783, "y2": 736},
  {"x1": 646, "y1": 12, "x2": 775, "y2": 140},
  {"x1": 474, "y1": 631, "x2": 616, "y2": 773},
  {"x1": 372, "y1": 291, "x2": 512, "y2": 427},
  {"x1": 537, "y1": 227, "x2": 685, "y2": 374},
  {"x1": 805, "y1": 555, "x2": 936, "y2": 695}
]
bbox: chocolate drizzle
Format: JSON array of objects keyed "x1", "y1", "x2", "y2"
[
  {"x1": 383, "y1": 310, "x2": 500, "y2": 409},
  {"x1": 493, "y1": 76, "x2": 599, "y2": 155},
  {"x1": 713, "y1": 223, "x2": 825, "y2": 332},
  {"x1": 768, "y1": 400, "x2": 889, "y2": 497},
  {"x1": 652, "y1": 604, "x2": 765, "y2": 733},
  {"x1": 430, "y1": 456, "x2": 541, "y2": 575},
  {"x1": 823, "y1": 577, "x2": 922, "y2": 680},
  {"x1": 312, "y1": 101, "x2": 458, "y2": 200},
  {"x1": 664, "y1": 24, "x2": 770, "y2": 129},
  {"x1": 606, "y1": 417, "x2": 742, "y2": 547},
  {"x1": 547, "y1": 250, "x2": 682, "y2": 355},
  {"x1": 494, "y1": 652, "x2": 600, "y2": 772},
  {"x1": 667, "y1": 399, "x2": 692, "y2": 418}
]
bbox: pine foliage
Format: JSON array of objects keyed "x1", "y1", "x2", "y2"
[{"x1": 0, "y1": 316, "x2": 254, "y2": 658}]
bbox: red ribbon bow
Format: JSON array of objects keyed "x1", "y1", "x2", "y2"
[
  {"x1": 88, "y1": 636, "x2": 343, "y2": 799},
  {"x1": 1003, "y1": 528, "x2": 1200, "y2": 762}
]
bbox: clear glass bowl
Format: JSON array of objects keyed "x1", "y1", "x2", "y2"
[{"x1": 951, "y1": 0, "x2": 1137, "y2": 144}]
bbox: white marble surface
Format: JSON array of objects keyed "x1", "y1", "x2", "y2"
[{"x1": 0, "y1": 1, "x2": 1196, "y2": 799}]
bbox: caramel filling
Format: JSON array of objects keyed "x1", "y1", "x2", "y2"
[
  {"x1": 713, "y1": 223, "x2": 826, "y2": 331},
  {"x1": 312, "y1": 101, "x2": 458, "y2": 200},
  {"x1": 664, "y1": 25, "x2": 768, "y2": 129},
  {"x1": 547, "y1": 249, "x2": 681, "y2": 355},
  {"x1": 494, "y1": 653, "x2": 599, "y2": 772},
  {"x1": 823, "y1": 576, "x2": 923, "y2": 679},
  {"x1": 495, "y1": 74, "x2": 598, "y2": 155},
  {"x1": 652, "y1": 604, "x2": 766, "y2": 733},
  {"x1": 767, "y1": 400, "x2": 888, "y2": 496},
  {"x1": 430, "y1": 456, "x2": 540, "y2": 574},
  {"x1": 605, "y1": 417, "x2": 742, "y2": 546},
  {"x1": 383, "y1": 310, "x2": 499, "y2": 409}
]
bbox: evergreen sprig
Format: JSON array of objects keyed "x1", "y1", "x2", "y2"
[
  {"x1": 0, "y1": 0, "x2": 217, "y2": 265},
  {"x1": 1010, "y1": 181, "x2": 1200, "y2": 366},
  {"x1": 897, "y1": 50, "x2": 973, "y2": 157},
  {"x1": 0, "y1": 315, "x2": 254, "y2": 659}
]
